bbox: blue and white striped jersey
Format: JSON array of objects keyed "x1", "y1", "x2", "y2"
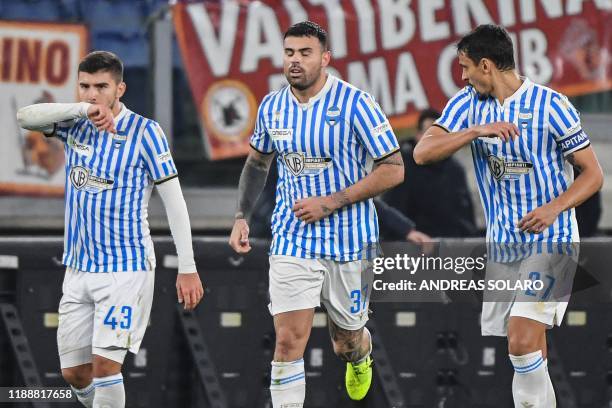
[
  {"x1": 435, "y1": 78, "x2": 589, "y2": 258},
  {"x1": 54, "y1": 104, "x2": 177, "y2": 272},
  {"x1": 250, "y1": 75, "x2": 399, "y2": 261}
]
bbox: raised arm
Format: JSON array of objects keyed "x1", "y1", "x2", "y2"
[
  {"x1": 229, "y1": 148, "x2": 276, "y2": 253},
  {"x1": 16, "y1": 102, "x2": 116, "y2": 134},
  {"x1": 413, "y1": 122, "x2": 519, "y2": 165}
]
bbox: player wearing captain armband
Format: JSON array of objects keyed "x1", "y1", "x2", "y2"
[
  {"x1": 414, "y1": 25, "x2": 603, "y2": 407},
  {"x1": 16, "y1": 51, "x2": 204, "y2": 408},
  {"x1": 229, "y1": 21, "x2": 403, "y2": 407}
]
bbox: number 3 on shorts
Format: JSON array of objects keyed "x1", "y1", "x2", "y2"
[
  {"x1": 103, "y1": 305, "x2": 132, "y2": 330},
  {"x1": 350, "y1": 285, "x2": 369, "y2": 314}
]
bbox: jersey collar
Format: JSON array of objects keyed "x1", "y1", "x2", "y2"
[
  {"x1": 289, "y1": 73, "x2": 335, "y2": 109},
  {"x1": 499, "y1": 76, "x2": 532, "y2": 107},
  {"x1": 114, "y1": 103, "x2": 128, "y2": 123}
]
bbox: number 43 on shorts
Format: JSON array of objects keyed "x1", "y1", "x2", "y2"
[{"x1": 103, "y1": 305, "x2": 132, "y2": 330}]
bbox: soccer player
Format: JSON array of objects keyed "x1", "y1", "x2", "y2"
[
  {"x1": 228, "y1": 21, "x2": 403, "y2": 406},
  {"x1": 414, "y1": 25, "x2": 603, "y2": 406},
  {"x1": 16, "y1": 51, "x2": 204, "y2": 408}
]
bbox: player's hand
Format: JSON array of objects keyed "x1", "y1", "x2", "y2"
[
  {"x1": 474, "y1": 122, "x2": 520, "y2": 142},
  {"x1": 229, "y1": 217, "x2": 251, "y2": 253},
  {"x1": 406, "y1": 229, "x2": 435, "y2": 254},
  {"x1": 518, "y1": 202, "x2": 562, "y2": 233},
  {"x1": 292, "y1": 195, "x2": 338, "y2": 224},
  {"x1": 87, "y1": 103, "x2": 116, "y2": 133},
  {"x1": 176, "y1": 272, "x2": 204, "y2": 311}
]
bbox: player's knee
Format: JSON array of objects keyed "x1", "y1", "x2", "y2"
[
  {"x1": 275, "y1": 326, "x2": 306, "y2": 357},
  {"x1": 507, "y1": 332, "x2": 540, "y2": 356},
  {"x1": 92, "y1": 355, "x2": 122, "y2": 378},
  {"x1": 61, "y1": 366, "x2": 92, "y2": 389}
]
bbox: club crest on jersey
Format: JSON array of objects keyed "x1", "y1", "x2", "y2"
[
  {"x1": 283, "y1": 152, "x2": 332, "y2": 177},
  {"x1": 488, "y1": 155, "x2": 533, "y2": 180},
  {"x1": 113, "y1": 131, "x2": 128, "y2": 148},
  {"x1": 325, "y1": 106, "x2": 340, "y2": 126},
  {"x1": 518, "y1": 108, "x2": 533, "y2": 129},
  {"x1": 70, "y1": 166, "x2": 89, "y2": 189}
]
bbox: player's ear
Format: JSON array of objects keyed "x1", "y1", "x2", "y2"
[
  {"x1": 321, "y1": 49, "x2": 331, "y2": 68},
  {"x1": 480, "y1": 58, "x2": 491, "y2": 74},
  {"x1": 117, "y1": 81, "x2": 126, "y2": 98}
]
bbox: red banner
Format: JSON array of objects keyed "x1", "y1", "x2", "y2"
[
  {"x1": 0, "y1": 20, "x2": 88, "y2": 196},
  {"x1": 173, "y1": 0, "x2": 611, "y2": 160}
]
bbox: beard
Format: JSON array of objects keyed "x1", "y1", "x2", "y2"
[{"x1": 286, "y1": 67, "x2": 321, "y2": 91}]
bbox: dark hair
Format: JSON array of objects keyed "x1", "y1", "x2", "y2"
[
  {"x1": 457, "y1": 24, "x2": 515, "y2": 71},
  {"x1": 284, "y1": 21, "x2": 328, "y2": 51},
  {"x1": 417, "y1": 108, "x2": 441, "y2": 131},
  {"x1": 78, "y1": 51, "x2": 123, "y2": 83}
]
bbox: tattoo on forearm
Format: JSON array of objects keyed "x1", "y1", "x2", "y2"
[
  {"x1": 236, "y1": 154, "x2": 271, "y2": 219},
  {"x1": 376, "y1": 152, "x2": 403, "y2": 167},
  {"x1": 331, "y1": 190, "x2": 351, "y2": 208}
]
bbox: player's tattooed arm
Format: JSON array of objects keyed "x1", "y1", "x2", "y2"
[
  {"x1": 376, "y1": 152, "x2": 404, "y2": 167},
  {"x1": 293, "y1": 151, "x2": 404, "y2": 224},
  {"x1": 343, "y1": 150, "x2": 405, "y2": 202},
  {"x1": 235, "y1": 148, "x2": 275, "y2": 220},
  {"x1": 329, "y1": 190, "x2": 350, "y2": 211}
]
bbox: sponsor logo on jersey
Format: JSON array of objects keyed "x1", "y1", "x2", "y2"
[
  {"x1": 69, "y1": 166, "x2": 114, "y2": 192},
  {"x1": 488, "y1": 155, "x2": 533, "y2": 180},
  {"x1": 157, "y1": 152, "x2": 172, "y2": 163},
  {"x1": 372, "y1": 121, "x2": 391, "y2": 136},
  {"x1": 70, "y1": 166, "x2": 89, "y2": 189},
  {"x1": 270, "y1": 128, "x2": 293, "y2": 141},
  {"x1": 283, "y1": 152, "x2": 332, "y2": 177},
  {"x1": 68, "y1": 136, "x2": 92, "y2": 158}
]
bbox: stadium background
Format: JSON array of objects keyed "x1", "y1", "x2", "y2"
[{"x1": 0, "y1": 0, "x2": 611, "y2": 407}]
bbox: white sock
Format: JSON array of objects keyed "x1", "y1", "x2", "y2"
[
  {"x1": 509, "y1": 351, "x2": 547, "y2": 407},
  {"x1": 270, "y1": 359, "x2": 305, "y2": 408},
  {"x1": 92, "y1": 373, "x2": 125, "y2": 408},
  {"x1": 71, "y1": 383, "x2": 95, "y2": 408},
  {"x1": 545, "y1": 361, "x2": 556, "y2": 407}
]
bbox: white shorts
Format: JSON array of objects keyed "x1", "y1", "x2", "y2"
[
  {"x1": 268, "y1": 255, "x2": 372, "y2": 331},
  {"x1": 481, "y1": 251, "x2": 577, "y2": 336},
  {"x1": 57, "y1": 267, "x2": 155, "y2": 368}
]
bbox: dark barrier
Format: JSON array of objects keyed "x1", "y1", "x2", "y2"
[{"x1": 1, "y1": 237, "x2": 611, "y2": 408}]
